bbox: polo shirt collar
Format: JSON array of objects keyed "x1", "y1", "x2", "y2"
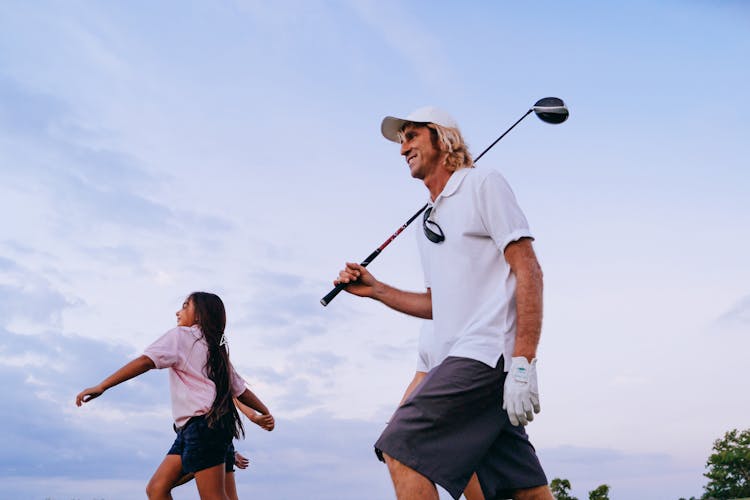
[{"x1": 429, "y1": 167, "x2": 471, "y2": 205}]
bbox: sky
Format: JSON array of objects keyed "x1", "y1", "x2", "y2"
[{"x1": 0, "y1": 1, "x2": 748, "y2": 499}]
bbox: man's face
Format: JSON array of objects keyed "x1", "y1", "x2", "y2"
[{"x1": 400, "y1": 124, "x2": 442, "y2": 180}]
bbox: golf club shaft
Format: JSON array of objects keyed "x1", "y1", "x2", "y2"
[
  {"x1": 320, "y1": 203, "x2": 428, "y2": 306},
  {"x1": 473, "y1": 109, "x2": 532, "y2": 163},
  {"x1": 321, "y1": 107, "x2": 541, "y2": 307}
]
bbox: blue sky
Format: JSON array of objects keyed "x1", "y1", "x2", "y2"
[{"x1": 1, "y1": 1, "x2": 748, "y2": 499}]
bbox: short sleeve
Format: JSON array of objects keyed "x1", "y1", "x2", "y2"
[
  {"x1": 143, "y1": 327, "x2": 181, "y2": 369},
  {"x1": 229, "y1": 363, "x2": 248, "y2": 397},
  {"x1": 477, "y1": 171, "x2": 533, "y2": 251}
]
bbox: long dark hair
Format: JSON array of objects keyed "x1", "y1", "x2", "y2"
[{"x1": 188, "y1": 291, "x2": 244, "y2": 439}]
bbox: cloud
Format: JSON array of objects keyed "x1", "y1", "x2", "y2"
[
  {"x1": 540, "y1": 446, "x2": 706, "y2": 500},
  {"x1": 0, "y1": 257, "x2": 75, "y2": 330},
  {"x1": 369, "y1": 336, "x2": 419, "y2": 362},
  {"x1": 0, "y1": 327, "x2": 170, "y2": 480},
  {"x1": 0, "y1": 76, "x2": 167, "y2": 230},
  {"x1": 78, "y1": 243, "x2": 145, "y2": 268},
  {"x1": 716, "y1": 294, "x2": 750, "y2": 331},
  {"x1": 0, "y1": 75, "x2": 235, "y2": 241},
  {"x1": 0, "y1": 264, "x2": 173, "y2": 480},
  {"x1": 290, "y1": 350, "x2": 346, "y2": 378},
  {"x1": 347, "y1": 0, "x2": 453, "y2": 90},
  {"x1": 1, "y1": 477, "x2": 145, "y2": 500},
  {"x1": 0, "y1": 76, "x2": 69, "y2": 137},
  {"x1": 233, "y1": 270, "x2": 344, "y2": 347}
]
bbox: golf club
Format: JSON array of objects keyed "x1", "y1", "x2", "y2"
[{"x1": 320, "y1": 97, "x2": 569, "y2": 307}]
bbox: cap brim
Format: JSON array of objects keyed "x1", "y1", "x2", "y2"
[{"x1": 381, "y1": 116, "x2": 409, "y2": 143}]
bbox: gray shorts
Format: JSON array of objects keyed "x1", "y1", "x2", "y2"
[{"x1": 374, "y1": 356, "x2": 547, "y2": 499}]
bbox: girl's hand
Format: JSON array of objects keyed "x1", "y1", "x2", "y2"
[
  {"x1": 76, "y1": 385, "x2": 104, "y2": 406},
  {"x1": 251, "y1": 413, "x2": 275, "y2": 431},
  {"x1": 234, "y1": 451, "x2": 250, "y2": 469}
]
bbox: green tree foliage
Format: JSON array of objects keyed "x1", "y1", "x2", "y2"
[
  {"x1": 550, "y1": 477, "x2": 578, "y2": 500},
  {"x1": 588, "y1": 484, "x2": 610, "y2": 500},
  {"x1": 702, "y1": 428, "x2": 750, "y2": 499}
]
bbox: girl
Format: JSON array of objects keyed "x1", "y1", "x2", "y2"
[{"x1": 76, "y1": 292, "x2": 274, "y2": 500}]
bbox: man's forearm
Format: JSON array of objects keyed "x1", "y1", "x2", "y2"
[
  {"x1": 513, "y1": 261, "x2": 543, "y2": 361},
  {"x1": 372, "y1": 284, "x2": 432, "y2": 319}
]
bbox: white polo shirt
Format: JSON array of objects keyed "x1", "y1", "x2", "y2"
[{"x1": 416, "y1": 167, "x2": 532, "y2": 372}]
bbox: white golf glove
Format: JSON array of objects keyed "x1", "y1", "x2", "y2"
[{"x1": 503, "y1": 356, "x2": 541, "y2": 426}]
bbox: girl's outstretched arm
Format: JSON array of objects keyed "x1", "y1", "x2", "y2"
[
  {"x1": 236, "y1": 390, "x2": 274, "y2": 431},
  {"x1": 76, "y1": 355, "x2": 156, "y2": 406}
]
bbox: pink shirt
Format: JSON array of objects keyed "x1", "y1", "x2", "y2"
[{"x1": 143, "y1": 325, "x2": 247, "y2": 427}]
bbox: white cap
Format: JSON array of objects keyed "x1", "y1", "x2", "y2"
[{"x1": 381, "y1": 106, "x2": 459, "y2": 143}]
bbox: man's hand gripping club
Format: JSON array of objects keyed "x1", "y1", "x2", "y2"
[{"x1": 334, "y1": 262, "x2": 380, "y2": 298}]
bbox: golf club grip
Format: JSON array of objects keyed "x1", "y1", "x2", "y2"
[{"x1": 320, "y1": 282, "x2": 348, "y2": 306}]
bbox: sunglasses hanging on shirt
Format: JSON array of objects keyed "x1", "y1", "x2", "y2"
[{"x1": 422, "y1": 207, "x2": 445, "y2": 244}]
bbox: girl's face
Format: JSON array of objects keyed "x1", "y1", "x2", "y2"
[{"x1": 176, "y1": 298, "x2": 197, "y2": 327}]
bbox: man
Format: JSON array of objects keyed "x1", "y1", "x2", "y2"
[{"x1": 334, "y1": 106, "x2": 552, "y2": 500}]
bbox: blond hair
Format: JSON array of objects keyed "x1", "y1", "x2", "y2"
[{"x1": 398, "y1": 122, "x2": 473, "y2": 172}]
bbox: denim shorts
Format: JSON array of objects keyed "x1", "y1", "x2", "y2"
[
  {"x1": 168, "y1": 415, "x2": 233, "y2": 474},
  {"x1": 225, "y1": 442, "x2": 236, "y2": 473}
]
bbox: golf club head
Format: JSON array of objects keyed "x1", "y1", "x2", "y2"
[{"x1": 532, "y1": 97, "x2": 569, "y2": 124}]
